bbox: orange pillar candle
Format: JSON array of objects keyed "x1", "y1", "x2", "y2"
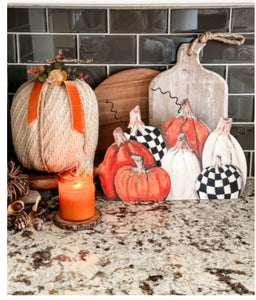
[{"x1": 58, "y1": 169, "x2": 95, "y2": 221}]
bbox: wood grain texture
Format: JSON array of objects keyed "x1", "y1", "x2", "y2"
[
  {"x1": 53, "y1": 209, "x2": 102, "y2": 231},
  {"x1": 149, "y1": 43, "x2": 228, "y2": 131},
  {"x1": 94, "y1": 68, "x2": 160, "y2": 165},
  {"x1": 27, "y1": 172, "x2": 58, "y2": 190}
]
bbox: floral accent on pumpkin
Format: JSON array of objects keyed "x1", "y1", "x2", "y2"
[
  {"x1": 97, "y1": 127, "x2": 156, "y2": 201},
  {"x1": 162, "y1": 98, "x2": 211, "y2": 159},
  {"x1": 27, "y1": 50, "x2": 89, "y2": 85},
  {"x1": 46, "y1": 69, "x2": 67, "y2": 85},
  {"x1": 114, "y1": 154, "x2": 170, "y2": 201}
]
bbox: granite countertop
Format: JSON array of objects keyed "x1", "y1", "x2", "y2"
[{"x1": 7, "y1": 179, "x2": 255, "y2": 295}]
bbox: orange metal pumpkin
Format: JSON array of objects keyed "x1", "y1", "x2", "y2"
[
  {"x1": 162, "y1": 98, "x2": 211, "y2": 159},
  {"x1": 98, "y1": 127, "x2": 155, "y2": 201},
  {"x1": 114, "y1": 154, "x2": 170, "y2": 201}
]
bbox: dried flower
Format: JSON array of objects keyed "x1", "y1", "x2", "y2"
[{"x1": 46, "y1": 69, "x2": 67, "y2": 85}]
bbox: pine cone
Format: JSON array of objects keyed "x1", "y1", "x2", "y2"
[
  {"x1": 13, "y1": 211, "x2": 30, "y2": 231},
  {"x1": 7, "y1": 161, "x2": 30, "y2": 205}
]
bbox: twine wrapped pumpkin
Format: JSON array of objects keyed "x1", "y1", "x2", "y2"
[{"x1": 11, "y1": 79, "x2": 99, "y2": 174}]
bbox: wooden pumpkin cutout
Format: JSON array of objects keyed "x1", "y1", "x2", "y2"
[
  {"x1": 114, "y1": 154, "x2": 170, "y2": 201},
  {"x1": 149, "y1": 42, "x2": 228, "y2": 131}
]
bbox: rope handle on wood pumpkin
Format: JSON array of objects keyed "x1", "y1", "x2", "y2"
[{"x1": 187, "y1": 32, "x2": 245, "y2": 56}]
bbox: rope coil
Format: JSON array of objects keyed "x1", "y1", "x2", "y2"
[{"x1": 187, "y1": 32, "x2": 245, "y2": 56}]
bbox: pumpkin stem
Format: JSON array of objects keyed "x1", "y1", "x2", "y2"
[
  {"x1": 128, "y1": 105, "x2": 146, "y2": 135},
  {"x1": 174, "y1": 133, "x2": 193, "y2": 152},
  {"x1": 131, "y1": 154, "x2": 147, "y2": 174},
  {"x1": 215, "y1": 155, "x2": 223, "y2": 168},
  {"x1": 215, "y1": 117, "x2": 232, "y2": 134},
  {"x1": 113, "y1": 127, "x2": 128, "y2": 147},
  {"x1": 180, "y1": 98, "x2": 195, "y2": 119}
]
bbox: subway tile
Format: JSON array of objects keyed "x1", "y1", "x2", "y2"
[
  {"x1": 139, "y1": 35, "x2": 196, "y2": 64},
  {"x1": 228, "y1": 66, "x2": 254, "y2": 94},
  {"x1": 203, "y1": 66, "x2": 226, "y2": 78},
  {"x1": 230, "y1": 125, "x2": 254, "y2": 150},
  {"x1": 201, "y1": 34, "x2": 254, "y2": 63},
  {"x1": 171, "y1": 9, "x2": 229, "y2": 33},
  {"x1": 232, "y1": 8, "x2": 254, "y2": 33},
  {"x1": 80, "y1": 35, "x2": 136, "y2": 64},
  {"x1": 228, "y1": 95, "x2": 254, "y2": 122},
  {"x1": 48, "y1": 9, "x2": 107, "y2": 33},
  {"x1": 244, "y1": 152, "x2": 250, "y2": 177},
  {"x1": 110, "y1": 9, "x2": 168, "y2": 33},
  {"x1": 8, "y1": 8, "x2": 46, "y2": 32},
  {"x1": 19, "y1": 35, "x2": 77, "y2": 63},
  {"x1": 109, "y1": 65, "x2": 166, "y2": 76},
  {"x1": 8, "y1": 34, "x2": 17, "y2": 63},
  {"x1": 8, "y1": 65, "x2": 30, "y2": 93}
]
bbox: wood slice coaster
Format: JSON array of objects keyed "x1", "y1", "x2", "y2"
[{"x1": 53, "y1": 208, "x2": 102, "y2": 231}]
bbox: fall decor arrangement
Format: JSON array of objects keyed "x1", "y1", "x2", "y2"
[
  {"x1": 11, "y1": 50, "x2": 98, "y2": 175},
  {"x1": 125, "y1": 105, "x2": 167, "y2": 167},
  {"x1": 7, "y1": 161, "x2": 30, "y2": 205}
]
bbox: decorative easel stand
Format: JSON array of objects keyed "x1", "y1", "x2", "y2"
[{"x1": 53, "y1": 208, "x2": 101, "y2": 231}]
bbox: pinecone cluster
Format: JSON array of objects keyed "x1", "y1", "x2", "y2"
[{"x1": 7, "y1": 161, "x2": 30, "y2": 205}]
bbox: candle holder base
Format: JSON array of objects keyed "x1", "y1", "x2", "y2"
[{"x1": 53, "y1": 208, "x2": 102, "y2": 231}]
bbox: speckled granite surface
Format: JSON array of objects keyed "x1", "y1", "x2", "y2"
[{"x1": 7, "y1": 179, "x2": 254, "y2": 295}]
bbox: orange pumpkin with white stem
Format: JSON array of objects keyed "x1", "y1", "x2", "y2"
[{"x1": 114, "y1": 154, "x2": 170, "y2": 201}]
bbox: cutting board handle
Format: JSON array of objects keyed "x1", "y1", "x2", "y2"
[{"x1": 176, "y1": 43, "x2": 205, "y2": 67}]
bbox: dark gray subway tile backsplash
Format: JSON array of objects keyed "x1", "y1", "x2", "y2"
[
  {"x1": 228, "y1": 66, "x2": 254, "y2": 94},
  {"x1": 7, "y1": 6, "x2": 255, "y2": 176},
  {"x1": 171, "y1": 9, "x2": 230, "y2": 33},
  {"x1": 110, "y1": 9, "x2": 168, "y2": 33},
  {"x1": 80, "y1": 35, "x2": 136, "y2": 64},
  {"x1": 139, "y1": 35, "x2": 196, "y2": 64},
  {"x1": 232, "y1": 8, "x2": 255, "y2": 32},
  {"x1": 48, "y1": 9, "x2": 107, "y2": 33},
  {"x1": 8, "y1": 8, "x2": 46, "y2": 32},
  {"x1": 201, "y1": 35, "x2": 254, "y2": 63},
  {"x1": 19, "y1": 34, "x2": 77, "y2": 63},
  {"x1": 228, "y1": 95, "x2": 254, "y2": 122},
  {"x1": 8, "y1": 34, "x2": 16, "y2": 63}
]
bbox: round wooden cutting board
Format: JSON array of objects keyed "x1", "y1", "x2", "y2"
[{"x1": 94, "y1": 68, "x2": 160, "y2": 166}]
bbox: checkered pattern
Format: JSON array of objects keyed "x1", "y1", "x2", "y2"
[
  {"x1": 196, "y1": 164, "x2": 242, "y2": 200},
  {"x1": 125, "y1": 126, "x2": 167, "y2": 167}
]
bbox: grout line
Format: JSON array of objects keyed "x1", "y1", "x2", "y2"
[
  {"x1": 9, "y1": 31, "x2": 254, "y2": 36},
  {"x1": 168, "y1": 8, "x2": 171, "y2": 34},
  {"x1": 45, "y1": 8, "x2": 49, "y2": 32},
  {"x1": 136, "y1": 34, "x2": 139, "y2": 64},
  {"x1": 225, "y1": 64, "x2": 229, "y2": 83},
  {"x1": 76, "y1": 35, "x2": 80, "y2": 60},
  {"x1": 106, "y1": 65, "x2": 110, "y2": 77},
  {"x1": 107, "y1": 9, "x2": 110, "y2": 33},
  {"x1": 229, "y1": 93, "x2": 255, "y2": 96},
  {"x1": 232, "y1": 122, "x2": 255, "y2": 125},
  {"x1": 229, "y1": 8, "x2": 232, "y2": 33}
]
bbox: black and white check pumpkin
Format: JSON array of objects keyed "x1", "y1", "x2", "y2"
[
  {"x1": 196, "y1": 163, "x2": 243, "y2": 200},
  {"x1": 125, "y1": 126, "x2": 167, "y2": 167},
  {"x1": 125, "y1": 105, "x2": 167, "y2": 167}
]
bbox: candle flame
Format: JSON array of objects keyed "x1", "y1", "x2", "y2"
[{"x1": 74, "y1": 183, "x2": 82, "y2": 189}]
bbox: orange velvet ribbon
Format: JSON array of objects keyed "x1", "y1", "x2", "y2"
[{"x1": 27, "y1": 80, "x2": 84, "y2": 134}]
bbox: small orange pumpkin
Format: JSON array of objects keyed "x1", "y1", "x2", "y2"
[
  {"x1": 114, "y1": 154, "x2": 170, "y2": 201},
  {"x1": 162, "y1": 98, "x2": 211, "y2": 159}
]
